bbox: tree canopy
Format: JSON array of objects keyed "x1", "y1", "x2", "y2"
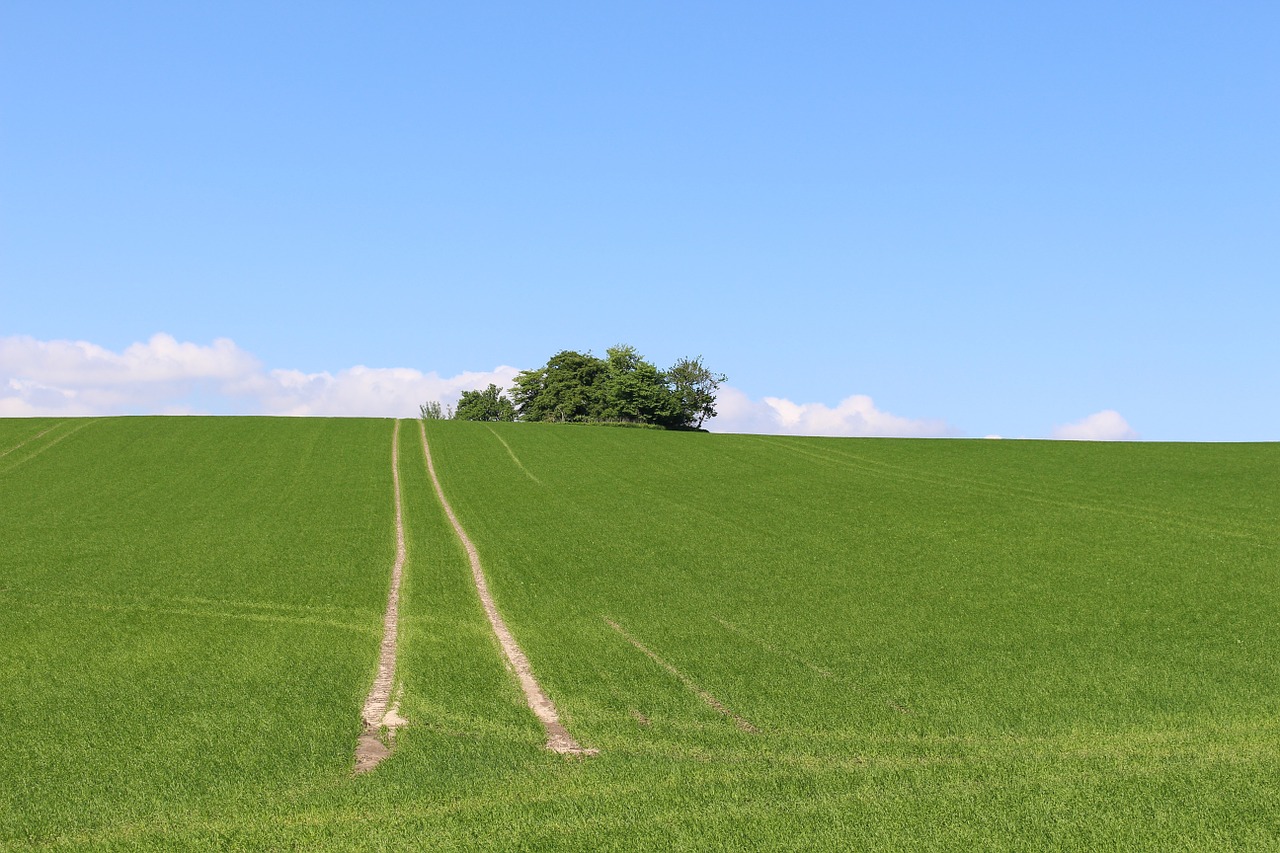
[
  {"x1": 453, "y1": 383, "x2": 516, "y2": 422},
  {"x1": 510, "y1": 345, "x2": 724, "y2": 429},
  {"x1": 422, "y1": 346, "x2": 725, "y2": 429},
  {"x1": 667, "y1": 355, "x2": 724, "y2": 429}
]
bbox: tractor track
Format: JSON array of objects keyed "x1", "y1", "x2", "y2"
[
  {"x1": 419, "y1": 421, "x2": 594, "y2": 756},
  {"x1": 354, "y1": 419, "x2": 409, "y2": 773}
]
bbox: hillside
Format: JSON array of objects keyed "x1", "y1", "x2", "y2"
[{"x1": 2, "y1": 418, "x2": 1276, "y2": 849}]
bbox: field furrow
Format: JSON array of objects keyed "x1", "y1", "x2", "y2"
[
  {"x1": 0, "y1": 419, "x2": 65, "y2": 457},
  {"x1": 0, "y1": 419, "x2": 97, "y2": 477}
]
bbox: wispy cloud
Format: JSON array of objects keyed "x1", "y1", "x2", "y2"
[
  {"x1": 709, "y1": 385, "x2": 958, "y2": 437},
  {"x1": 1051, "y1": 409, "x2": 1138, "y2": 441},
  {"x1": 0, "y1": 334, "x2": 516, "y2": 418}
]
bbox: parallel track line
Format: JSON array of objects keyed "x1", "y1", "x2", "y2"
[{"x1": 420, "y1": 421, "x2": 594, "y2": 755}]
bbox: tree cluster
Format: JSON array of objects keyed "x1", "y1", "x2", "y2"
[
  {"x1": 511, "y1": 346, "x2": 724, "y2": 429},
  {"x1": 423, "y1": 346, "x2": 725, "y2": 429}
]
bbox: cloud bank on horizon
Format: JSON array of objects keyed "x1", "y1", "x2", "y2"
[
  {"x1": 1050, "y1": 409, "x2": 1139, "y2": 442},
  {"x1": 0, "y1": 334, "x2": 520, "y2": 420},
  {"x1": 712, "y1": 386, "x2": 958, "y2": 438},
  {"x1": 0, "y1": 334, "x2": 1134, "y2": 440}
]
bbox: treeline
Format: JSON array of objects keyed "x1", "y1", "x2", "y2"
[{"x1": 421, "y1": 345, "x2": 725, "y2": 430}]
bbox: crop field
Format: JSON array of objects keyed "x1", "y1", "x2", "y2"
[{"x1": 2, "y1": 417, "x2": 1277, "y2": 849}]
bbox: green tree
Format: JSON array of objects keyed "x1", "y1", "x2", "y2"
[
  {"x1": 453, "y1": 384, "x2": 516, "y2": 422},
  {"x1": 667, "y1": 356, "x2": 726, "y2": 429},
  {"x1": 511, "y1": 350, "x2": 608, "y2": 422},
  {"x1": 511, "y1": 346, "x2": 725, "y2": 429},
  {"x1": 601, "y1": 345, "x2": 678, "y2": 426}
]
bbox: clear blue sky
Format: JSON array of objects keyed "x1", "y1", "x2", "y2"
[{"x1": 2, "y1": 2, "x2": 1276, "y2": 439}]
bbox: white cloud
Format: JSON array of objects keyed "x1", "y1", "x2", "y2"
[
  {"x1": 2, "y1": 334, "x2": 1061, "y2": 439},
  {"x1": 232, "y1": 365, "x2": 520, "y2": 418},
  {"x1": 0, "y1": 333, "x2": 258, "y2": 385},
  {"x1": 708, "y1": 385, "x2": 958, "y2": 437},
  {"x1": 1051, "y1": 409, "x2": 1138, "y2": 441},
  {"x1": 0, "y1": 334, "x2": 517, "y2": 418}
]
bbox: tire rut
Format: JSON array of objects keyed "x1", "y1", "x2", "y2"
[
  {"x1": 354, "y1": 419, "x2": 409, "y2": 773},
  {"x1": 419, "y1": 421, "x2": 595, "y2": 756}
]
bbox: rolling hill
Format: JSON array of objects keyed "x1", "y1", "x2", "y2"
[{"x1": 2, "y1": 417, "x2": 1275, "y2": 849}]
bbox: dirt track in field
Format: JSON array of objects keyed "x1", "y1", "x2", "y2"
[
  {"x1": 354, "y1": 419, "x2": 409, "y2": 774},
  {"x1": 419, "y1": 421, "x2": 595, "y2": 756}
]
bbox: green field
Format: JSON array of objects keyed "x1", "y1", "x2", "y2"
[{"x1": 2, "y1": 418, "x2": 1276, "y2": 849}]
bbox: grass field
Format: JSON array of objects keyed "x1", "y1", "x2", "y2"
[{"x1": 2, "y1": 418, "x2": 1276, "y2": 849}]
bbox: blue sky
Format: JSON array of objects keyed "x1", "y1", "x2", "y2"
[{"x1": 2, "y1": 2, "x2": 1276, "y2": 439}]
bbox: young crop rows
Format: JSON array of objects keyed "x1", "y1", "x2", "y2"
[{"x1": 2, "y1": 417, "x2": 1276, "y2": 849}]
